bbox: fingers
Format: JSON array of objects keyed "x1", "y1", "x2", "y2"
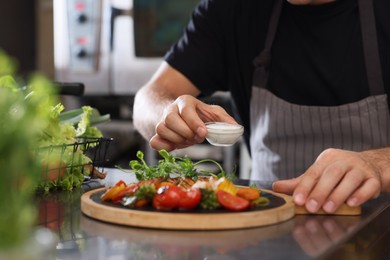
[
  {"x1": 156, "y1": 113, "x2": 198, "y2": 144},
  {"x1": 290, "y1": 150, "x2": 336, "y2": 207},
  {"x1": 346, "y1": 177, "x2": 381, "y2": 207},
  {"x1": 196, "y1": 103, "x2": 237, "y2": 125},
  {"x1": 291, "y1": 148, "x2": 382, "y2": 214},
  {"x1": 149, "y1": 135, "x2": 176, "y2": 151},
  {"x1": 272, "y1": 177, "x2": 301, "y2": 195},
  {"x1": 320, "y1": 168, "x2": 368, "y2": 213},
  {"x1": 291, "y1": 164, "x2": 322, "y2": 207},
  {"x1": 298, "y1": 162, "x2": 349, "y2": 213},
  {"x1": 152, "y1": 96, "x2": 206, "y2": 149},
  {"x1": 175, "y1": 96, "x2": 208, "y2": 140},
  {"x1": 149, "y1": 134, "x2": 191, "y2": 152},
  {"x1": 152, "y1": 95, "x2": 234, "y2": 150}
]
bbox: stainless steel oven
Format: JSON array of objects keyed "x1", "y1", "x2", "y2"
[{"x1": 53, "y1": 0, "x2": 198, "y2": 97}]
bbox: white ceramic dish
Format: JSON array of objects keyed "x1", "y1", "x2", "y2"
[{"x1": 205, "y1": 122, "x2": 244, "y2": 146}]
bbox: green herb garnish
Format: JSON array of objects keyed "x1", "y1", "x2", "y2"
[
  {"x1": 135, "y1": 183, "x2": 156, "y2": 202},
  {"x1": 251, "y1": 197, "x2": 270, "y2": 207},
  {"x1": 199, "y1": 189, "x2": 220, "y2": 210},
  {"x1": 129, "y1": 150, "x2": 231, "y2": 181}
]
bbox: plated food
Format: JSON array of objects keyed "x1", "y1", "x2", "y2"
[
  {"x1": 81, "y1": 150, "x2": 295, "y2": 230},
  {"x1": 100, "y1": 176, "x2": 269, "y2": 212},
  {"x1": 82, "y1": 185, "x2": 294, "y2": 230},
  {"x1": 101, "y1": 149, "x2": 268, "y2": 212}
]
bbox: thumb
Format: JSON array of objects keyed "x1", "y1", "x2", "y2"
[{"x1": 272, "y1": 177, "x2": 301, "y2": 195}]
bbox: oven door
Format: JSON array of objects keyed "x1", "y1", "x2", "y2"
[
  {"x1": 54, "y1": 0, "x2": 161, "y2": 96},
  {"x1": 110, "y1": 0, "x2": 162, "y2": 95},
  {"x1": 112, "y1": 0, "x2": 200, "y2": 94}
]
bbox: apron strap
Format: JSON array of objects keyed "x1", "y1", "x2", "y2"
[
  {"x1": 252, "y1": 0, "x2": 283, "y2": 88},
  {"x1": 253, "y1": 0, "x2": 385, "y2": 96},
  {"x1": 358, "y1": 0, "x2": 385, "y2": 95}
]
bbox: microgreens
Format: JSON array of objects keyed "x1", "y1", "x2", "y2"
[{"x1": 129, "y1": 150, "x2": 233, "y2": 181}]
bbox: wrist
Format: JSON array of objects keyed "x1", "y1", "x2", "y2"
[{"x1": 361, "y1": 148, "x2": 390, "y2": 193}]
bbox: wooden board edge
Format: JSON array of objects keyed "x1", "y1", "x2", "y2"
[
  {"x1": 295, "y1": 203, "x2": 361, "y2": 216},
  {"x1": 81, "y1": 188, "x2": 295, "y2": 230}
]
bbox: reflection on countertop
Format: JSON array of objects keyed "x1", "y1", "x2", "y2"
[{"x1": 33, "y1": 177, "x2": 390, "y2": 260}]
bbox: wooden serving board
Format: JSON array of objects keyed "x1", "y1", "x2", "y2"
[
  {"x1": 295, "y1": 203, "x2": 361, "y2": 215},
  {"x1": 81, "y1": 188, "x2": 295, "y2": 230},
  {"x1": 81, "y1": 187, "x2": 361, "y2": 230}
]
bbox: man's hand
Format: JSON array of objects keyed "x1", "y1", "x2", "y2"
[
  {"x1": 133, "y1": 62, "x2": 237, "y2": 152},
  {"x1": 273, "y1": 148, "x2": 390, "y2": 213},
  {"x1": 150, "y1": 95, "x2": 236, "y2": 151}
]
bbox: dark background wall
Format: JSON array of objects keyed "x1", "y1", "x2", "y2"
[{"x1": 0, "y1": 1, "x2": 37, "y2": 75}]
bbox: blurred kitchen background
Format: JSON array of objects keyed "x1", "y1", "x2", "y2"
[{"x1": 0, "y1": 0, "x2": 250, "y2": 178}]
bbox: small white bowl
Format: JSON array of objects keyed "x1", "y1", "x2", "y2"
[{"x1": 205, "y1": 122, "x2": 244, "y2": 146}]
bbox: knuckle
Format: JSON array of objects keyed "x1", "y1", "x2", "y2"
[
  {"x1": 179, "y1": 105, "x2": 192, "y2": 116},
  {"x1": 370, "y1": 178, "x2": 382, "y2": 193},
  {"x1": 317, "y1": 148, "x2": 339, "y2": 160},
  {"x1": 164, "y1": 113, "x2": 178, "y2": 125},
  {"x1": 176, "y1": 94, "x2": 193, "y2": 106},
  {"x1": 155, "y1": 123, "x2": 165, "y2": 134},
  {"x1": 325, "y1": 163, "x2": 346, "y2": 178},
  {"x1": 346, "y1": 172, "x2": 364, "y2": 187},
  {"x1": 210, "y1": 104, "x2": 224, "y2": 112}
]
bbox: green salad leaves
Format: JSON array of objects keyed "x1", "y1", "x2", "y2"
[
  {"x1": 0, "y1": 51, "x2": 54, "y2": 248},
  {"x1": 0, "y1": 51, "x2": 110, "y2": 192},
  {"x1": 0, "y1": 49, "x2": 112, "y2": 248},
  {"x1": 36, "y1": 104, "x2": 110, "y2": 192}
]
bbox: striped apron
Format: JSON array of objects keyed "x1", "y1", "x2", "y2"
[{"x1": 250, "y1": 0, "x2": 390, "y2": 181}]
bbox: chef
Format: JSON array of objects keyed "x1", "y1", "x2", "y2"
[{"x1": 133, "y1": 0, "x2": 390, "y2": 213}]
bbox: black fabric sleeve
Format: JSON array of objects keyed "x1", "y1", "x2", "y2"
[{"x1": 164, "y1": 0, "x2": 229, "y2": 96}]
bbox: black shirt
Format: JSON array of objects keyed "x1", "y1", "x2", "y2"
[{"x1": 165, "y1": 0, "x2": 390, "y2": 144}]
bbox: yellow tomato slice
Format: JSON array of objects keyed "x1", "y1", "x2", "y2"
[{"x1": 101, "y1": 183, "x2": 126, "y2": 201}]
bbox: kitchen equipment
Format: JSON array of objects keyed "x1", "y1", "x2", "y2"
[{"x1": 53, "y1": 0, "x2": 198, "y2": 97}]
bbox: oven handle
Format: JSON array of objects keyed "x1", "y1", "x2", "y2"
[
  {"x1": 109, "y1": 6, "x2": 133, "y2": 52},
  {"x1": 54, "y1": 82, "x2": 85, "y2": 96}
]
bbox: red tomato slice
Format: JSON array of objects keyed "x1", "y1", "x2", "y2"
[
  {"x1": 178, "y1": 188, "x2": 201, "y2": 210},
  {"x1": 216, "y1": 190, "x2": 250, "y2": 211},
  {"x1": 152, "y1": 185, "x2": 183, "y2": 211},
  {"x1": 115, "y1": 180, "x2": 126, "y2": 187}
]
